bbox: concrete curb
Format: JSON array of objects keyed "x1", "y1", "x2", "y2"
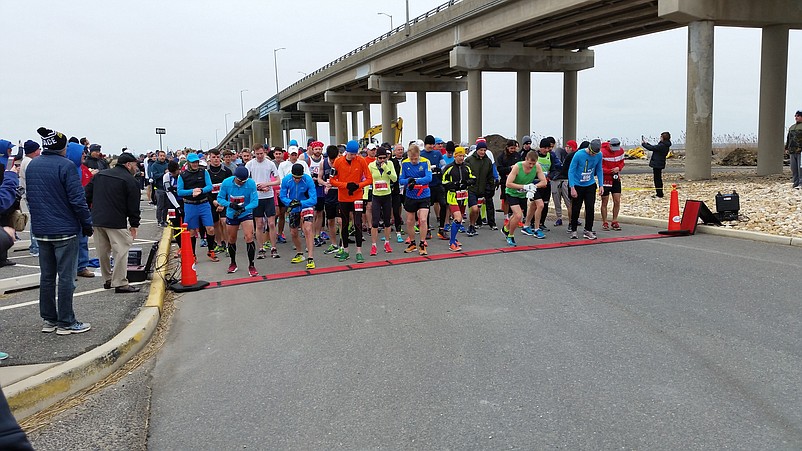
[
  {"x1": 6, "y1": 227, "x2": 174, "y2": 420},
  {"x1": 617, "y1": 214, "x2": 800, "y2": 246}
]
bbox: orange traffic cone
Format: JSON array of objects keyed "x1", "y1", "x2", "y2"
[
  {"x1": 659, "y1": 184, "x2": 690, "y2": 236},
  {"x1": 668, "y1": 184, "x2": 681, "y2": 231},
  {"x1": 169, "y1": 223, "x2": 209, "y2": 292}
]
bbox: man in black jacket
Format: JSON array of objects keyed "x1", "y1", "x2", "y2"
[
  {"x1": 643, "y1": 131, "x2": 671, "y2": 198},
  {"x1": 83, "y1": 143, "x2": 110, "y2": 173},
  {"x1": 85, "y1": 153, "x2": 142, "y2": 293}
]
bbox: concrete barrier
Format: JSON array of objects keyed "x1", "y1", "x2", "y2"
[{"x1": 0, "y1": 273, "x2": 39, "y2": 295}]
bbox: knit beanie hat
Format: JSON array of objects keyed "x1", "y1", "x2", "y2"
[
  {"x1": 424, "y1": 135, "x2": 435, "y2": 145},
  {"x1": 454, "y1": 146, "x2": 466, "y2": 156},
  {"x1": 37, "y1": 127, "x2": 68, "y2": 151},
  {"x1": 234, "y1": 166, "x2": 249, "y2": 180},
  {"x1": 539, "y1": 138, "x2": 551, "y2": 148},
  {"x1": 522, "y1": 136, "x2": 532, "y2": 145},
  {"x1": 345, "y1": 140, "x2": 359, "y2": 154},
  {"x1": 291, "y1": 163, "x2": 305, "y2": 176},
  {"x1": 445, "y1": 141, "x2": 456, "y2": 154},
  {"x1": 579, "y1": 140, "x2": 590, "y2": 150},
  {"x1": 24, "y1": 140, "x2": 41, "y2": 154}
]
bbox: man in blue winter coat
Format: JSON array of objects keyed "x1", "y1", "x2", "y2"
[{"x1": 26, "y1": 127, "x2": 93, "y2": 335}]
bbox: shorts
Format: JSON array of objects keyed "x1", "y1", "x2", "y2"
[
  {"x1": 324, "y1": 201, "x2": 340, "y2": 220},
  {"x1": 404, "y1": 197, "x2": 431, "y2": 213},
  {"x1": 209, "y1": 196, "x2": 221, "y2": 222},
  {"x1": 467, "y1": 192, "x2": 481, "y2": 208},
  {"x1": 537, "y1": 186, "x2": 551, "y2": 204},
  {"x1": 429, "y1": 184, "x2": 446, "y2": 206},
  {"x1": 507, "y1": 195, "x2": 536, "y2": 208},
  {"x1": 448, "y1": 203, "x2": 466, "y2": 215},
  {"x1": 371, "y1": 194, "x2": 393, "y2": 228},
  {"x1": 226, "y1": 214, "x2": 254, "y2": 226},
  {"x1": 253, "y1": 198, "x2": 276, "y2": 218},
  {"x1": 288, "y1": 211, "x2": 314, "y2": 229},
  {"x1": 315, "y1": 196, "x2": 325, "y2": 212},
  {"x1": 602, "y1": 178, "x2": 622, "y2": 195},
  {"x1": 184, "y1": 202, "x2": 214, "y2": 230}
]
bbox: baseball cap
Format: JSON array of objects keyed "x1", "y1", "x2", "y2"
[
  {"x1": 609, "y1": 138, "x2": 621, "y2": 150},
  {"x1": 287, "y1": 145, "x2": 299, "y2": 154},
  {"x1": 186, "y1": 153, "x2": 200, "y2": 162}
]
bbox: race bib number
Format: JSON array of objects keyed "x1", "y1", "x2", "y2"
[
  {"x1": 477, "y1": 197, "x2": 485, "y2": 206},
  {"x1": 167, "y1": 209, "x2": 176, "y2": 219},
  {"x1": 229, "y1": 195, "x2": 245, "y2": 204},
  {"x1": 212, "y1": 183, "x2": 221, "y2": 194},
  {"x1": 375, "y1": 180, "x2": 388, "y2": 190},
  {"x1": 354, "y1": 200, "x2": 364, "y2": 212},
  {"x1": 301, "y1": 207, "x2": 314, "y2": 219},
  {"x1": 581, "y1": 170, "x2": 592, "y2": 183},
  {"x1": 456, "y1": 190, "x2": 468, "y2": 201}
]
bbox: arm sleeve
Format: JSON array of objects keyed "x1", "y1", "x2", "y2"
[
  {"x1": 200, "y1": 171, "x2": 213, "y2": 194},
  {"x1": 398, "y1": 163, "x2": 409, "y2": 186},
  {"x1": 642, "y1": 142, "x2": 656, "y2": 152},
  {"x1": 176, "y1": 174, "x2": 193, "y2": 197},
  {"x1": 216, "y1": 183, "x2": 230, "y2": 208},
  {"x1": 127, "y1": 179, "x2": 141, "y2": 228},
  {"x1": 65, "y1": 166, "x2": 92, "y2": 228},
  {"x1": 279, "y1": 178, "x2": 292, "y2": 206},
  {"x1": 387, "y1": 162, "x2": 398, "y2": 182},
  {"x1": 417, "y1": 165, "x2": 432, "y2": 185},
  {"x1": 301, "y1": 178, "x2": 317, "y2": 209},
  {"x1": 492, "y1": 162, "x2": 499, "y2": 181},
  {"x1": 595, "y1": 156, "x2": 604, "y2": 186},
  {"x1": 244, "y1": 183, "x2": 260, "y2": 211},
  {"x1": 568, "y1": 154, "x2": 580, "y2": 187},
  {"x1": 0, "y1": 173, "x2": 19, "y2": 213},
  {"x1": 357, "y1": 160, "x2": 373, "y2": 189}
]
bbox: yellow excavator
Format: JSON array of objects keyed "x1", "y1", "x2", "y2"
[{"x1": 359, "y1": 117, "x2": 403, "y2": 148}]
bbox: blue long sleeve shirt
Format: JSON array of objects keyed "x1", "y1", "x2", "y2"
[
  {"x1": 568, "y1": 149, "x2": 604, "y2": 188},
  {"x1": 419, "y1": 149, "x2": 443, "y2": 186},
  {"x1": 216, "y1": 176, "x2": 259, "y2": 218},
  {"x1": 279, "y1": 173, "x2": 317, "y2": 213},
  {"x1": 399, "y1": 157, "x2": 433, "y2": 199},
  {"x1": 177, "y1": 170, "x2": 213, "y2": 197}
]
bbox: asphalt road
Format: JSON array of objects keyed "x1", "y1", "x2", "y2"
[{"x1": 140, "y1": 231, "x2": 802, "y2": 449}]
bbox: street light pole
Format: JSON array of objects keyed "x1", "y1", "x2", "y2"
[
  {"x1": 273, "y1": 47, "x2": 286, "y2": 95},
  {"x1": 378, "y1": 12, "x2": 393, "y2": 31},
  {"x1": 405, "y1": 0, "x2": 410, "y2": 36},
  {"x1": 240, "y1": 89, "x2": 249, "y2": 118},
  {"x1": 225, "y1": 113, "x2": 231, "y2": 131},
  {"x1": 215, "y1": 129, "x2": 220, "y2": 144}
]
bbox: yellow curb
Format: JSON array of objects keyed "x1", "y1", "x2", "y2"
[{"x1": 6, "y1": 227, "x2": 174, "y2": 420}]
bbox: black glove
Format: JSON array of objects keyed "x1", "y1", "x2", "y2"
[
  {"x1": 82, "y1": 226, "x2": 94, "y2": 237},
  {"x1": 175, "y1": 207, "x2": 184, "y2": 218},
  {"x1": 231, "y1": 202, "x2": 244, "y2": 212},
  {"x1": 346, "y1": 182, "x2": 359, "y2": 195},
  {"x1": 406, "y1": 178, "x2": 416, "y2": 188},
  {"x1": 288, "y1": 199, "x2": 301, "y2": 209},
  {"x1": 167, "y1": 185, "x2": 178, "y2": 194},
  {"x1": 431, "y1": 166, "x2": 441, "y2": 174},
  {"x1": 494, "y1": 179, "x2": 501, "y2": 189}
]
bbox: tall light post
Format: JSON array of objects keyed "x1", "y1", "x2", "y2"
[
  {"x1": 240, "y1": 89, "x2": 249, "y2": 118},
  {"x1": 215, "y1": 129, "x2": 221, "y2": 144},
  {"x1": 405, "y1": 0, "x2": 410, "y2": 36},
  {"x1": 378, "y1": 12, "x2": 393, "y2": 31},
  {"x1": 224, "y1": 112, "x2": 231, "y2": 131},
  {"x1": 273, "y1": 47, "x2": 286, "y2": 95}
]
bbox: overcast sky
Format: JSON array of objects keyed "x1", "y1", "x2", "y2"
[{"x1": 1, "y1": 1, "x2": 799, "y2": 153}]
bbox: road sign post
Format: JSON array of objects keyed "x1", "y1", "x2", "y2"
[{"x1": 156, "y1": 127, "x2": 166, "y2": 151}]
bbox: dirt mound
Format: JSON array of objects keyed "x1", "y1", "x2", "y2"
[
  {"x1": 713, "y1": 147, "x2": 757, "y2": 166},
  {"x1": 483, "y1": 134, "x2": 509, "y2": 160}
]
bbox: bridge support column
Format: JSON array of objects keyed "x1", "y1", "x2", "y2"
[
  {"x1": 305, "y1": 112, "x2": 315, "y2": 141},
  {"x1": 451, "y1": 92, "x2": 461, "y2": 144},
  {"x1": 516, "y1": 71, "x2": 530, "y2": 142},
  {"x1": 341, "y1": 111, "x2": 348, "y2": 145},
  {"x1": 351, "y1": 111, "x2": 359, "y2": 140},
  {"x1": 417, "y1": 92, "x2": 427, "y2": 139},
  {"x1": 563, "y1": 71, "x2": 578, "y2": 143},
  {"x1": 234, "y1": 139, "x2": 242, "y2": 152},
  {"x1": 467, "y1": 70, "x2": 482, "y2": 142},
  {"x1": 268, "y1": 112, "x2": 284, "y2": 149},
  {"x1": 252, "y1": 120, "x2": 267, "y2": 148},
  {"x1": 363, "y1": 104, "x2": 371, "y2": 137},
  {"x1": 381, "y1": 91, "x2": 394, "y2": 146},
  {"x1": 244, "y1": 133, "x2": 252, "y2": 150},
  {"x1": 685, "y1": 20, "x2": 714, "y2": 180},
  {"x1": 757, "y1": 24, "x2": 789, "y2": 176},
  {"x1": 334, "y1": 103, "x2": 345, "y2": 146}
]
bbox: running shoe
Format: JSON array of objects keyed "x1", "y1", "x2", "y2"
[
  {"x1": 521, "y1": 226, "x2": 535, "y2": 236},
  {"x1": 337, "y1": 251, "x2": 350, "y2": 262},
  {"x1": 602, "y1": 222, "x2": 610, "y2": 231},
  {"x1": 437, "y1": 229, "x2": 448, "y2": 240},
  {"x1": 257, "y1": 249, "x2": 267, "y2": 259},
  {"x1": 214, "y1": 245, "x2": 226, "y2": 254},
  {"x1": 271, "y1": 248, "x2": 280, "y2": 258},
  {"x1": 458, "y1": 224, "x2": 466, "y2": 233},
  {"x1": 570, "y1": 231, "x2": 578, "y2": 239},
  {"x1": 418, "y1": 241, "x2": 428, "y2": 256},
  {"x1": 207, "y1": 251, "x2": 219, "y2": 262},
  {"x1": 227, "y1": 263, "x2": 238, "y2": 274},
  {"x1": 291, "y1": 253, "x2": 304, "y2": 263},
  {"x1": 489, "y1": 225, "x2": 499, "y2": 231},
  {"x1": 534, "y1": 228, "x2": 546, "y2": 239},
  {"x1": 396, "y1": 233, "x2": 403, "y2": 243},
  {"x1": 583, "y1": 230, "x2": 597, "y2": 240},
  {"x1": 611, "y1": 221, "x2": 621, "y2": 231},
  {"x1": 262, "y1": 242, "x2": 270, "y2": 251},
  {"x1": 320, "y1": 231, "x2": 330, "y2": 240},
  {"x1": 200, "y1": 239, "x2": 207, "y2": 247},
  {"x1": 404, "y1": 242, "x2": 417, "y2": 253},
  {"x1": 355, "y1": 253, "x2": 365, "y2": 263},
  {"x1": 42, "y1": 320, "x2": 57, "y2": 333},
  {"x1": 449, "y1": 243, "x2": 462, "y2": 252},
  {"x1": 248, "y1": 265, "x2": 259, "y2": 277},
  {"x1": 425, "y1": 230, "x2": 432, "y2": 241},
  {"x1": 306, "y1": 258, "x2": 315, "y2": 269},
  {"x1": 466, "y1": 225, "x2": 477, "y2": 237},
  {"x1": 501, "y1": 225, "x2": 509, "y2": 236},
  {"x1": 384, "y1": 242, "x2": 393, "y2": 253},
  {"x1": 554, "y1": 218, "x2": 563, "y2": 226},
  {"x1": 334, "y1": 248, "x2": 345, "y2": 259},
  {"x1": 324, "y1": 244, "x2": 339, "y2": 254},
  {"x1": 539, "y1": 224, "x2": 550, "y2": 232},
  {"x1": 56, "y1": 321, "x2": 91, "y2": 335},
  {"x1": 370, "y1": 244, "x2": 378, "y2": 256},
  {"x1": 0, "y1": 352, "x2": 7, "y2": 360},
  {"x1": 277, "y1": 234, "x2": 287, "y2": 244},
  {"x1": 506, "y1": 236, "x2": 517, "y2": 247}
]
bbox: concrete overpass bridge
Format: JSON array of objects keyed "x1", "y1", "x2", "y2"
[{"x1": 219, "y1": 0, "x2": 802, "y2": 179}]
